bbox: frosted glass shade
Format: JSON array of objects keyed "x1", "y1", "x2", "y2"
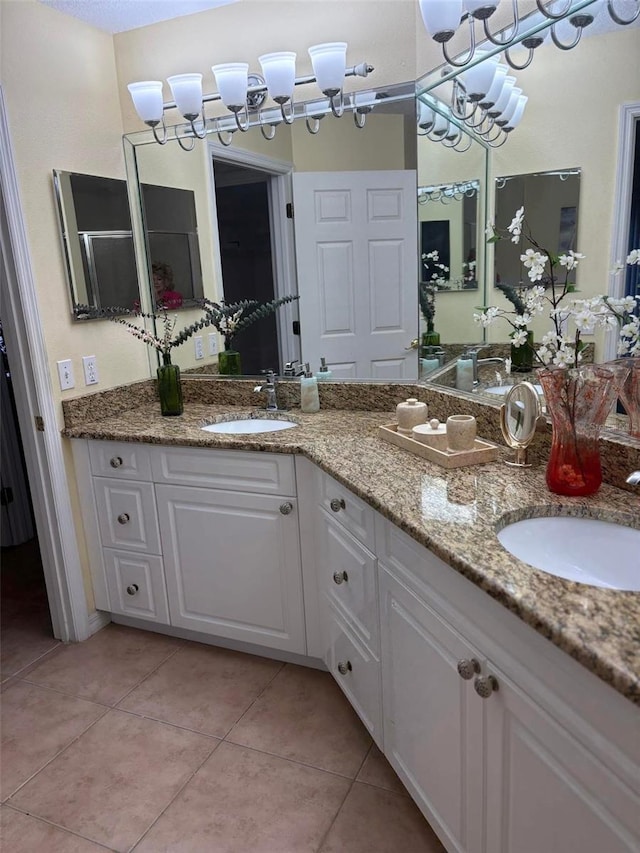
[
  {"x1": 212, "y1": 62, "x2": 249, "y2": 110},
  {"x1": 167, "y1": 73, "x2": 203, "y2": 119},
  {"x1": 505, "y1": 94, "x2": 528, "y2": 130},
  {"x1": 417, "y1": 101, "x2": 435, "y2": 129},
  {"x1": 127, "y1": 81, "x2": 164, "y2": 124},
  {"x1": 464, "y1": 0, "x2": 499, "y2": 16},
  {"x1": 308, "y1": 42, "x2": 347, "y2": 95},
  {"x1": 461, "y1": 50, "x2": 499, "y2": 99},
  {"x1": 431, "y1": 112, "x2": 451, "y2": 137},
  {"x1": 418, "y1": 0, "x2": 463, "y2": 38},
  {"x1": 496, "y1": 87, "x2": 522, "y2": 125},
  {"x1": 480, "y1": 64, "x2": 507, "y2": 108},
  {"x1": 490, "y1": 75, "x2": 516, "y2": 116},
  {"x1": 259, "y1": 52, "x2": 297, "y2": 101}
]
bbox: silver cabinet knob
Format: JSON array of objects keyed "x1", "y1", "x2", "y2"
[
  {"x1": 474, "y1": 675, "x2": 499, "y2": 699},
  {"x1": 330, "y1": 498, "x2": 346, "y2": 513},
  {"x1": 337, "y1": 660, "x2": 352, "y2": 675},
  {"x1": 333, "y1": 570, "x2": 348, "y2": 585},
  {"x1": 457, "y1": 658, "x2": 481, "y2": 680},
  {"x1": 279, "y1": 502, "x2": 293, "y2": 515},
  {"x1": 126, "y1": 584, "x2": 139, "y2": 596},
  {"x1": 117, "y1": 513, "x2": 130, "y2": 525},
  {"x1": 110, "y1": 456, "x2": 123, "y2": 468}
]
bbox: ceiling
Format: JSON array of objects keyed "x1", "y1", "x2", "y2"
[{"x1": 38, "y1": 0, "x2": 240, "y2": 34}]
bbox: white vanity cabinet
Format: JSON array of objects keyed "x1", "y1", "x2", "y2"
[
  {"x1": 309, "y1": 466, "x2": 383, "y2": 747},
  {"x1": 377, "y1": 518, "x2": 640, "y2": 853},
  {"x1": 74, "y1": 440, "x2": 305, "y2": 654}
]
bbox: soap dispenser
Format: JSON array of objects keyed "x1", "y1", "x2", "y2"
[
  {"x1": 300, "y1": 362, "x2": 320, "y2": 413},
  {"x1": 317, "y1": 357, "x2": 333, "y2": 381}
]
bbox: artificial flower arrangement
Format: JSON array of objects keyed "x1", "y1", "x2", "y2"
[
  {"x1": 419, "y1": 249, "x2": 449, "y2": 343},
  {"x1": 476, "y1": 206, "x2": 640, "y2": 367}
]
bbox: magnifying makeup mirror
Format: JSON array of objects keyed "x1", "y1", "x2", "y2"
[{"x1": 500, "y1": 382, "x2": 542, "y2": 467}]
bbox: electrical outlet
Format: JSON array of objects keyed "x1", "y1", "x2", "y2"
[
  {"x1": 208, "y1": 333, "x2": 217, "y2": 356},
  {"x1": 57, "y1": 359, "x2": 75, "y2": 391},
  {"x1": 194, "y1": 335, "x2": 204, "y2": 360},
  {"x1": 82, "y1": 355, "x2": 99, "y2": 385}
]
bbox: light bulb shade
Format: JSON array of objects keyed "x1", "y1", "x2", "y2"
[
  {"x1": 417, "y1": 101, "x2": 435, "y2": 129},
  {"x1": 308, "y1": 42, "x2": 347, "y2": 95},
  {"x1": 497, "y1": 87, "x2": 522, "y2": 125},
  {"x1": 491, "y1": 75, "x2": 516, "y2": 116},
  {"x1": 480, "y1": 64, "x2": 507, "y2": 108},
  {"x1": 128, "y1": 81, "x2": 164, "y2": 124},
  {"x1": 460, "y1": 50, "x2": 499, "y2": 100},
  {"x1": 464, "y1": 0, "x2": 499, "y2": 16},
  {"x1": 167, "y1": 73, "x2": 203, "y2": 119},
  {"x1": 505, "y1": 94, "x2": 527, "y2": 130},
  {"x1": 418, "y1": 0, "x2": 463, "y2": 38},
  {"x1": 259, "y1": 51, "x2": 297, "y2": 101},
  {"x1": 431, "y1": 112, "x2": 450, "y2": 137},
  {"x1": 212, "y1": 62, "x2": 249, "y2": 110}
]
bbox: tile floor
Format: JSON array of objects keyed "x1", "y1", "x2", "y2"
[{"x1": 1, "y1": 621, "x2": 446, "y2": 852}]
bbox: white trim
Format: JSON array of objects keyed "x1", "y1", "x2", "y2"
[
  {"x1": 605, "y1": 101, "x2": 640, "y2": 361},
  {"x1": 0, "y1": 87, "x2": 90, "y2": 642},
  {"x1": 88, "y1": 610, "x2": 112, "y2": 635},
  {"x1": 206, "y1": 141, "x2": 299, "y2": 369}
]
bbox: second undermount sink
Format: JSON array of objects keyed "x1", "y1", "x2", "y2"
[
  {"x1": 497, "y1": 516, "x2": 640, "y2": 590},
  {"x1": 202, "y1": 418, "x2": 298, "y2": 435}
]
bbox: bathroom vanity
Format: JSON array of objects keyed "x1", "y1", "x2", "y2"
[{"x1": 67, "y1": 402, "x2": 640, "y2": 853}]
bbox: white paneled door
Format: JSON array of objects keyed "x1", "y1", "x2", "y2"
[{"x1": 293, "y1": 171, "x2": 418, "y2": 379}]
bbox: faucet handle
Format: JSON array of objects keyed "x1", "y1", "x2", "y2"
[{"x1": 283, "y1": 361, "x2": 298, "y2": 377}]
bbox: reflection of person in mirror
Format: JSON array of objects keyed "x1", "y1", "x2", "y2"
[{"x1": 152, "y1": 262, "x2": 183, "y2": 310}]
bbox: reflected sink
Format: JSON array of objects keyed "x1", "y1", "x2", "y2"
[
  {"x1": 497, "y1": 516, "x2": 640, "y2": 590},
  {"x1": 484, "y1": 384, "x2": 543, "y2": 396},
  {"x1": 202, "y1": 418, "x2": 298, "y2": 435}
]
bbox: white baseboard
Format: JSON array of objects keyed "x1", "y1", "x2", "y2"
[{"x1": 88, "y1": 609, "x2": 111, "y2": 636}]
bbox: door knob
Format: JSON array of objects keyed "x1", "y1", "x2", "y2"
[
  {"x1": 117, "y1": 513, "x2": 130, "y2": 525},
  {"x1": 110, "y1": 456, "x2": 123, "y2": 468},
  {"x1": 279, "y1": 502, "x2": 293, "y2": 515},
  {"x1": 457, "y1": 658, "x2": 480, "y2": 680},
  {"x1": 126, "y1": 584, "x2": 139, "y2": 596},
  {"x1": 333, "y1": 570, "x2": 348, "y2": 585},
  {"x1": 405, "y1": 338, "x2": 419, "y2": 350},
  {"x1": 330, "y1": 498, "x2": 345, "y2": 513},
  {"x1": 474, "y1": 674, "x2": 499, "y2": 698},
  {"x1": 337, "y1": 660, "x2": 352, "y2": 675}
]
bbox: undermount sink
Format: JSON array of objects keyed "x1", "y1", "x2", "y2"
[
  {"x1": 201, "y1": 418, "x2": 298, "y2": 435},
  {"x1": 484, "y1": 384, "x2": 543, "y2": 396},
  {"x1": 497, "y1": 516, "x2": 640, "y2": 590}
]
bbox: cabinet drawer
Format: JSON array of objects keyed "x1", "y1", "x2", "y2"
[
  {"x1": 319, "y1": 508, "x2": 378, "y2": 655},
  {"x1": 103, "y1": 549, "x2": 169, "y2": 623},
  {"x1": 89, "y1": 441, "x2": 152, "y2": 481},
  {"x1": 94, "y1": 478, "x2": 161, "y2": 554},
  {"x1": 326, "y1": 602, "x2": 382, "y2": 747},
  {"x1": 318, "y1": 471, "x2": 375, "y2": 550},
  {"x1": 151, "y1": 446, "x2": 295, "y2": 495}
]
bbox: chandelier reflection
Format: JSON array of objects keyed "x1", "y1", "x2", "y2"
[{"x1": 127, "y1": 43, "x2": 375, "y2": 151}]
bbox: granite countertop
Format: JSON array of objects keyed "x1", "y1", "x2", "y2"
[{"x1": 64, "y1": 403, "x2": 640, "y2": 705}]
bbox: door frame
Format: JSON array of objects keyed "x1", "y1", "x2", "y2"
[
  {"x1": 0, "y1": 87, "x2": 92, "y2": 643},
  {"x1": 207, "y1": 141, "x2": 299, "y2": 370},
  {"x1": 605, "y1": 101, "x2": 640, "y2": 361}
]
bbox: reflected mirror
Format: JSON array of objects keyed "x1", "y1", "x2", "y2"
[{"x1": 500, "y1": 381, "x2": 542, "y2": 467}]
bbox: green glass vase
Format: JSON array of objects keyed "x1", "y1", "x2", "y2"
[
  {"x1": 157, "y1": 355, "x2": 183, "y2": 416},
  {"x1": 421, "y1": 330, "x2": 441, "y2": 349},
  {"x1": 511, "y1": 330, "x2": 534, "y2": 373},
  {"x1": 218, "y1": 349, "x2": 242, "y2": 375}
]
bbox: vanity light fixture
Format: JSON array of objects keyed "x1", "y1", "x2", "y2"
[
  {"x1": 418, "y1": 0, "x2": 639, "y2": 71},
  {"x1": 418, "y1": 180, "x2": 480, "y2": 204},
  {"x1": 127, "y1": 42, "x2": 374, "y2": 150}
]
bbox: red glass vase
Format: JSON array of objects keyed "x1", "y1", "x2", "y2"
[{"x1": 537, "y1": 365, "x2": 620, "y2": 497}]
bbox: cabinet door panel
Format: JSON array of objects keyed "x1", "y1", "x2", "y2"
[
  {"x1": 89, "y1": 441, "x2": 152, "y2": 480},
  {"x1": 318, "y1": 471, "x2": 375, "y2": 549},
  {"x1": 156, "y1": 485, "x2": 305, "y2": 653},
  {"x1": 94, "y1": 478, "x2": 161, "y2": 554},
  {"x1": 379, "y1": 565, "x2": 483, "y2": 853},
  {"x1": 485, "y1": 666, "x2": 640, "y2": 853},
  {"x1": 104, "y1": 549, "x2": 169, "y2": 623}
]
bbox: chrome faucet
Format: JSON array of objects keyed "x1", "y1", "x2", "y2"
[
  {"x1": 463, "y1": 347, "x2": 504, "y2": 387},
  {"x1": 254, "y1": 370, "x2": 279, "y2": 411},
  {"x1": 626, "y1": 471, "x2": 640, "y2": 486}
]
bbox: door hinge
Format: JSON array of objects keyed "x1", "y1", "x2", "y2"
[
  {"x1": 292, "y1": 320, "x2": 300, "y2": 336},
  {"x1": 286, "y1": 202, "x2": 294, "y2": 219},
  {"x1": 0, "y1": 486, "x2": 14, "y2": 506},
  {"x1": 34, "y1": 415, "x2": 45, "y2": 432}
]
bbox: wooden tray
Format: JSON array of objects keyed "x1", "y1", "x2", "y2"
[{"x1": 378, "y1": 424, "x2": 499, "y2": 469}]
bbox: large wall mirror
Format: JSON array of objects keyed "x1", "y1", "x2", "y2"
[{"x1": 123, "y1": 80, "x2": 490, "y2": 381}]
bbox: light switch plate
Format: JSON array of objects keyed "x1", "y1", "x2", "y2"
[{"x1": 57, "y1": 359, "x2": 75, "y2": 390}]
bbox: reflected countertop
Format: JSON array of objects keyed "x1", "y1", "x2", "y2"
[{"x1": 64, "y1": 403, "x2": 640, "y2": 705}]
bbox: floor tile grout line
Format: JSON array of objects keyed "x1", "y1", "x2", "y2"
[
  {"x1": 220, "y1": 738, "x2": 369, "y2": 783},
  {"x1": 6, "y1": 677, "x2": 115, "y2": 709},
  {"x1": 1, "y1": 803, "x2": 119, "y2": 851},
  {"x1": 104, "y1": 705, "x2": 224, "y2": 743},
  {"x1": 0, "y1": 640, "x2": 62, "y2": 683},
  {"x1": 109, "y1": 642, "x2": 186, "y2": 707},
  {"x1": 125, "y1": 737, "x2": 221, "y2": 853},
  {"x1": 3, "y1": 704, "x2": 112, "y2": 803}
]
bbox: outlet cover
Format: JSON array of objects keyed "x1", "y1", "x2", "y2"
[
  {"x1": 57, "y1": 359, "x2": 75, "y2": 391},
  {"x1": 82, "y1": 355, "x2": 99, "y2": 385},
  {"x1": 208, "y1": 333, "x2": 217, "y2": 356},
  {"x1": 194, "y1": 335, "x2": 204, "y2": 360}
]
